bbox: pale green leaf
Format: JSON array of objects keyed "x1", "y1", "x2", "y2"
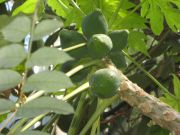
[
  {"x1": 17, "y1": 97, "x2": 74, "y2": 118},
  {"x1": 147, "y1": 0, "x2": 164, "y2": 35},
  {"x1": 172, "y1": 74, "x2": 180, "y2": 97},
  {"x1": 47, "y1": 0, "x2": 69, "y2": 17},
  {"x1": 128, "y1": 31, "x2": 149, "y2": 56},
  {"x1": 0, "y1": 44, "x2": 26, "y2": 68},
  {"x1": 23, "y1": 71, "x2": 73, "y2": 93},
  {"x1": 26, "y1": 47, "x2": 73, "y2": 68},
  {"x1": 0, "y1": 70, "x2": 22, "y2": 92},
  {"x1": 0, "y1": 99, "x2": 15, "y2": 112},
  {"x1": 12, "y1": 0, "x2": 36, "y2": 16},
  {"x1": 33, "y1": 19, "x2": 63, "y2": 40},
  {"x1": 14, "y1": 131, "x2": 50, "y2": 135},
  {"x1": 1, "y1": 16, "x2": 31, "y2": 42},
  {"x1": 0, "y1": 0, "x2": 5, "y2": 4},
  {"x1": 116, "y1": 14, "x2": 147, "y2": 29}
]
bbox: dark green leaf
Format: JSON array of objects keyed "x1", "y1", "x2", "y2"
[
  {"x1": 17, "y1": 97, "x2": 74, "y2": 118},
  {"x1": 0, "y1": 99, "x2": 15, "y2": 112},
  {"x1": 26, "y1": 47, "x2": 73, "y2": 68},
  {"x1": 0, "y1": 44, "x2": 26, "y2": 68},
  {"x1": 1, "y1": 16, "x2": 31, "y2": 42},
  {"x1": 14, "y1": 131, "x2": 50, "y2": 135},
  {"x1": 0, "y1": 70, "x2": 22, "y2": 92},
  {"x1": 33, "y1": 19, "x2": 63, "y2": 40},
  {"x1": 23, "y1": 71, "x2": 73, "y2": 93}
]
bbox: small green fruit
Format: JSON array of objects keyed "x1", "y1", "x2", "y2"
[
  {"x1": 87, "y1": 34, "x2": 113, "y2": 58},
  {"x1": 108, "y1": 30, "x2": 129, "y2": 51},
  {"x1": 89, "y1": 68, "x2": 121, "y2": 98},
  {"x1": 82, "y1": 9, "x2": 108, "y2": 39}
]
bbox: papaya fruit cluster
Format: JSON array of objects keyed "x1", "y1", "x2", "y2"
[{"x1": 59, "y1": 9, "x2": 129, "y2": 98}]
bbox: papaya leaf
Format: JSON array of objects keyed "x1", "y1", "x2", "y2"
[
  {"x1": 26, "y1": 47, "x2": 73, "y2": 68},
  {"x1": 172, "y1": 74, "x2": 180, "y2": 98},
  {"x1": 23, "y1": 71, "x2": 73, "y2": 93},
  {"x1": 0, "y1": 44, "x2": 26, "y2": 68},
  {"x1": 1, "y1": 16, "x2": 31, "y2": 42},
  {"x1": 17, "y1": 97, "x2": 74, "y2": 118},
  {"x1": 12, "y1": 0, "x2": 44, "y2": 16},
  {"x1": 33, "y1": 19, "x2": 63, "y2": 40},
  {"x1": 0, "y1": 99, "x2": 15, "y2": 112},
  {"x1": 0, "y1": 70, "x2": 22, "y2": 92},
  {"x1": 128, "y1": 31, "x2": 149, "y2": 57}
]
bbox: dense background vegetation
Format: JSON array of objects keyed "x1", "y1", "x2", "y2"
[{"x1": 0, "y1": 0, "x2": 179, "y2": 135}]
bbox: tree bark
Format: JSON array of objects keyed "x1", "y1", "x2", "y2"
[{"x1": 107, "y1": 63, "x2": 180, "y2": 134}]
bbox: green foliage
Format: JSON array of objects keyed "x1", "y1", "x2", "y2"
[
  {"x1": 0, "y1": 0, "x2": 179, "y2": 134},
  {"x1": 17, "y1": 97, "x2": 74, "y2": 118},
  {"x1": 161, "y1": 74, "x2": 180, "y2": 112},
  {"x1": 1, "y1": 15, "x2": 31, "y2": 42},
  {"x1": 23, "y1": 71, "x2": 73, "y2": 93},
  {"x1": 33, "y1": 19, "x2": 63, "y2": 41},
  {"x1": 0, "y1": 70, "x2": 22, "y2": 92},
  {"x1": 26, "y1": 47, "x2": 73, "y2": 68},
  {"x1": 14, "y1": 131, "x2": 50, "y2": 135},
  {"x1": 0, "y1": 44, "x2": 26, "y2": 68},
  {"x1": 0, "y1": 99, "x2": 15, "y2": 112}
]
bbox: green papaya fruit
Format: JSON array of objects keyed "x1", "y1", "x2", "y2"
[
  {"x1": 89, "y1": 68, "x2": 121, "y2": 98},
  {"x1": 59, "y1": 29, "x2": 90, "y2": 59},
  {"x1": 108, "y1": 30, "x2": 129, "y2": 51},
  {"x1": 82, "y1": 9, "x2": 108, "y2": 39},
  {"x1": 109, "y1": 51, "x2": 127, "y2": 69},
  {"x1": 87, "y1": 34, "x2": 113, "y2": 58}
]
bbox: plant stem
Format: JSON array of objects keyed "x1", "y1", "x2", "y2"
[
  {"x1": 109, "y1": 0, "x2": 125, "y2": 28},
  {"x1": 90, "y1": 116, "x2": 100, "y2": 135},
  {"x1": 21, "y1": 113, "x2": 48, "y2": 132},
  {"x1": 63, "y1": 82, "x2": 89, "y2": 101},
  {"x1": 122, "y1": 51, "x2": 179, "y2": 100},
  {"x1": 66, "y1": 60, "x2": 100, "y2": 77},
  {"x1": 62, "y1": 43, "x2": 86, "y2": 52},
  {"x1": 67, "y1": 0, "x2": 86, "y2": 16},
  {"x1": 68, "y1": 92, "x2": 87, "y2": 135},
  {"x1": 0, "y1": 111, "x2": 17, "y2": 132},
  {"x1": 42, "y1": 114, "x2": 59, "y2": 132},
  {"x1": 79, "y1": 94, "x2": 120, "y2": 135},
  {"x1": 22, "y1": 0, "x2": 40, "y2": 83},
  {"x1": 7, "y1": 118, "x2": 27, "y2": 135}
]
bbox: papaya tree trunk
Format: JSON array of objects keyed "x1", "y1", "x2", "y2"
[{"x1": 107, "y1": 63, "x2": 180, "y2": 134}]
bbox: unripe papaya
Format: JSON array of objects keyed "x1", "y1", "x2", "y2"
[
  {"x1": 108, "y1": 30, "x2": 129, "y2": 51},
  {"x1": 87, "y1": 34, "x2": 113, "y2": 58},
  {"x1": 82, "y1": 9, "x2": 108, "y2": 39},
  {"x1": 59, "y1": 29, "x2": 90, "y2": 59},
  {"x1": 89, "y1": 68, "x2": 121, "y2": 98}
]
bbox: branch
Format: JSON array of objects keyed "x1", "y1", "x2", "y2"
[{"x1": 107, "y1": 64, "x2": 180, "y2": 133}]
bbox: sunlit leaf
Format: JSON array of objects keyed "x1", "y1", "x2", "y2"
[{"x1": 0, "y1": 70, "x2": 22, "y2": 92}]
